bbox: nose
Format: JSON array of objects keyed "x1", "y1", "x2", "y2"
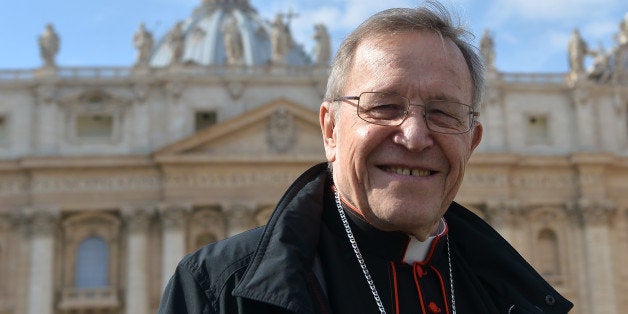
[{"x1": 393, "y1": 107, "x2": 434, "y2": 151}]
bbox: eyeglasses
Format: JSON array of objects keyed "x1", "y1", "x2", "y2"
[{"x1": 328, "y1": 92, "x2": 479, "y2": 134}]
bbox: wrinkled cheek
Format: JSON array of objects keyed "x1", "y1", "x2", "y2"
[{"x1": 444, "y1": 158, "x2": 467, "y2": 204}]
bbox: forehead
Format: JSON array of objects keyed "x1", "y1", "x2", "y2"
[{"x1": 345, "y1": 31, "x2": 472, "y2": 103}]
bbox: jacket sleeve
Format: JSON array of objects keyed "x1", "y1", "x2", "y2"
[{"x1": 158, "y1": 263, "x2": 213, "y2": 314}]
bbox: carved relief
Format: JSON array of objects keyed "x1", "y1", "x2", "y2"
[{"x1": 267, "y1": 107, "x2": 295, "y2": 153}]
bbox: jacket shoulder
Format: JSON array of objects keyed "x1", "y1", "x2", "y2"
[{"x1": 180, "y1": 226, "x2": 265, "y2": 297}]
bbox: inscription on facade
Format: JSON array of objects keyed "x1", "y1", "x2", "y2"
[
  {"x1": 32, "y1": 175, "x2": 160, "y2": 193},
  {"x1": 165, "y1": 170, "x2": 302, "y2": 188}
]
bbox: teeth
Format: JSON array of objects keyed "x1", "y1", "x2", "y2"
[{"x1": 385, "y1": 167, "x2": 430, "y2": 177}]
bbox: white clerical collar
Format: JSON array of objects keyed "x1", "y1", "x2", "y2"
[{"x1": 402, "y1": 218, "x2": 447, "y2": 264}]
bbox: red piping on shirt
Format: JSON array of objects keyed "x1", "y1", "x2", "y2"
[
  {"x1": 390, "y1": 261, "x2": 400, "y2": 314},
  {"x1": 412, "y1": 264, "x2": 428, "y2": 314},
  {"x1": 430, "y1": 265, "x2": 451, "y2": 314}
]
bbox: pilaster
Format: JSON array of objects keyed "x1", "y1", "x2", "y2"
[
  {"x1": 25, "y1": 207, "x2": 59, "y2": 314},
  {"x1": 122, "y1": 205, "x2": 154, "y2": 314},
  {"x1": 158, "y1": 203, "x2": 190, "y2": 291},
  {"x1": 578, "y1": 199, "x2": 617, "y2": 314},
  {"x1": 34, "y1": 84, "x2": 59, "y2": 154}
]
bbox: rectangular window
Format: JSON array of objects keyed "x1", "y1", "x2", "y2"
[
  {"x1": 76, "y1": 114, "x2": 113, "y2": 139},
  {"x1": 525, "y1": 114, "x2": 549, "y2": 144},
  {"x1": 195, "y1": 111, "x2": 217, "y2": 132}
]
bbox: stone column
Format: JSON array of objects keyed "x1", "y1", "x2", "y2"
[
  {"x1": 26, "y1": 208, "x2": 59, "y2": 314},
  {"x1": 123, "y1": 206, "x2": 153, "y2": 314},
  {"x1": 579, "y1": 199, "x2": 617, "y2": 314},
  {"x1": 159, "y1": 203, "x2": 190, "y2": 292},
  {"x1": 223, "y1": 203, "x2": 257, "y2": 237}
]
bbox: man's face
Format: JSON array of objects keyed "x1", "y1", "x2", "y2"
[{"x1": 320, "y1": 31, "x2": 482, "y2": 240}]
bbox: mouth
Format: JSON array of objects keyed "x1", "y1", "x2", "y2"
[{"x1": 379, "y1": 166, "x2": 432, "y2": 177}]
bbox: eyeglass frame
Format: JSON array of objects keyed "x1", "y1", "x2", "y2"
[{"x1": 327, "y1": 91, "x2": 480, "y2": 134}]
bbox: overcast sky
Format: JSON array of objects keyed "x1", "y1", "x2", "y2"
[{"x1": 0, "y1": 0, "x2": 625, "y2": 72}]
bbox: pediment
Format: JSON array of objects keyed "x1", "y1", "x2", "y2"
[{"x1": 155, "y1": 99, "x2": 325, "y2": 162}]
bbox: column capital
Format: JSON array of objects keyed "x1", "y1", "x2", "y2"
[
  {"x1": 23, "y1": 207, "x2": 60, "y2": 237},
  {"x1": 121, "y1": 205, "x2": 155, "y2": 232},
  {"x1": 158, "y1": 203, "x2": 192, "y2": 230},
  {"x1": 485, "y1": 199, "x2": 522, "y2": 227},
  {"x1": 222, "y1": 202, "x2": 257, "y2": 237},
  {"x1": 566, "y1": 198, "x2": 616, "y2": 226},
  {"x1": 579, "y1": 198, "x2": 616, "y2": 225}
]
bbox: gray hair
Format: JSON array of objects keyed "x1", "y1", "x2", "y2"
[{"x1": 324, "y1": 1, "x2": 485, "y2": 109}]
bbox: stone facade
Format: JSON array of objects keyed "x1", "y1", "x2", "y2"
[{"x1": 0, "y1": 1, "x2": 627, "y2": 313}]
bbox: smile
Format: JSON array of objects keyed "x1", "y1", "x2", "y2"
[{"x1": 381, "y1": 166, "x2": 431, "y2": 177}]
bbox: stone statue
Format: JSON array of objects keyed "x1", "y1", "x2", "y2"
[
  {"x1": 587, "y1": 44, "x2": 612, "y2": 83},
  {"x1": 271, "y1": 14, "x2": 292, "y2": 64},
  {"x1": 619, "y1": 13, "x2": 628, "y2": 46},
  {"x1": 133, "y1": 23, "x2": 154, "y2": 67},
  {"x1": 168, "y1": 21, "x2": 185, "y2": 65},
  {"x1": 568, "y1": 29, "x2": 588, "y2": 74},
  {"x1": 221, "y1": 16, "x2": 243, "y2": 65},
  {"x1": 38, "y1": 23, "x2": 60, "y2": 67},
  {"x1": 313, "y1": 23, "x2": 331, "y2": 65},
  {"x1": 480, "y1": 29, "x2": 496, "y2": 70}
]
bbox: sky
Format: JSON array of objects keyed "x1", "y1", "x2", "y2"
[{"x1": 0, "y1": 0, "x2": 626, "y2": 72}]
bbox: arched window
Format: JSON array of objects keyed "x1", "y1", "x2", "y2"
[
  {"x1": 537, "y1": 229, "x2": 560, "y2": 277},
  {"x1": 75, "y1": 237, "x2": 109, "y2": 288}
]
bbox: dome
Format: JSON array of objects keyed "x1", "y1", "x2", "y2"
[{"x1": 149, "y1": 0, "x2": 312, "y2": 67}]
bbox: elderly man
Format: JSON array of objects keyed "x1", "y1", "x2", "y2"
[{"x1": 159, "y1": 3, "x2": 573, "y2": 313}]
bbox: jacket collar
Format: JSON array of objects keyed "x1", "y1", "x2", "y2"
[{"x1": 232, "y1": 163, "x2": 329, "y2": 313}]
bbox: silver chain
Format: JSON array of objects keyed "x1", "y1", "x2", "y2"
[
  {"x1": 446, "y1": 233, "x2": 457, "y2": 314},
  {"x1": 333, "y1": 190, "x2": 456, "y2": 314},
  {"x1": 333, "y1": 190, "x2": 387, "y2": 314}
]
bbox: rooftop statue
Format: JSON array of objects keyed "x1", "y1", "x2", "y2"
[
  {"x1": 313, "y1": 24, "x2": 331, "y2": 66},
  {"x1": 133, "y1": 23, "x2": 154, "y2": 67},
  {"x1": 38, "y1": 23, "x2": 60, "y2": 68},
  {"x1": 619, "y1": 13, "x2": 628, "y2": 46},
  {"x1": 587, "y1": 43, "x2": 612, "y2": 83},
  {"x1": 221, "y1": 16, "x2": 244, "y2": 65},
  {"x1": 568, "y1": 28, "x2": 589, "y2": 75},
  {"x1": 480, "y1": 29, "x2": 496, "y2": 71},
  {"x1": 271, "y1": 14, "x2": 292, "y2": 64},
  {"x1": 168, "y1": 21, "x2": 185, "y2": 65}
]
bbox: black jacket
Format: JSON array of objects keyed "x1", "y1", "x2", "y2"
[{"x1": 158, "y1": 163, "x2": 573, "y2": 313}]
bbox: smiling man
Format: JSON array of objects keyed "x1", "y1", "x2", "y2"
[{"x1": 159, "y1": 2, "x2": 573, "y2": 313}]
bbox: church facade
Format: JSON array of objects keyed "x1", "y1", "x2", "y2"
[{"x1": 0, "y1": 1, "x2": 627, "y2": 313}]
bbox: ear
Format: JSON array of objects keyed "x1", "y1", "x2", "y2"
[
  {"x1": 320, "y1": 101, "x2": 337, "y2": 162},
  {"x1": 469, "y1": 121, "x2": 483, "y2": 153}
]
